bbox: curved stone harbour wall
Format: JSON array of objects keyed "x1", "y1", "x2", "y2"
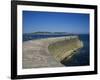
[
  {"x1": 48, "y1": 36, "x2": 83, "y2": 62},
  {"x1": 23, "y1": 36, "x2": 83, "y2": 68}
]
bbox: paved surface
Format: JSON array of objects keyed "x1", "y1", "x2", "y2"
[
  {"x1": 22, "y1": 36, "x2": 82, "y2": 69},
  {"x1": 22, "y1": 37, "x2": 65, "y2": 69}
]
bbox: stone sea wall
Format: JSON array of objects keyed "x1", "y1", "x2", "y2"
[
  {"x1": 48, "y1": 36, "x2": 83, "y2": 62},
  {"x1": 23, "y1": 36, "x2": 83, "y2": 68}
]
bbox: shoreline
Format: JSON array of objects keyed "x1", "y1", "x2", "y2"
[{"x1": 23, "y1": 36, "x2": 83, "y2": 69}]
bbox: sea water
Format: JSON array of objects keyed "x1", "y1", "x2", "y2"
[{"x1": 61, "y1": 34, "x2": 89, "y2": 66}]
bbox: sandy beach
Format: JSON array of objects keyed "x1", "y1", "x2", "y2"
[{"x1": 22, "y1": 36, "x2": 83, "y2": 69}]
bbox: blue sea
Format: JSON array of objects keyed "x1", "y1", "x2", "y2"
[
  {"x1": 23, "y1": 34, "x2": 70, "y2": 41},
  {"x1": 61, "y1": 34, "x2": 89, "y2": 66},
  {"x1": 23, "y1": 34, "x2": 89, "y2": 66}
]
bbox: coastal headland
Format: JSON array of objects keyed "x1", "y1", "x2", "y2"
[{"x1": 23, "y1": 36, "x2": 83, "y2": 69}]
